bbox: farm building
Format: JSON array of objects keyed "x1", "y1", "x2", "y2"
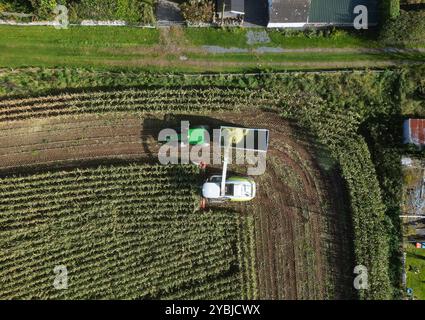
[
  {"x1": 222, "y1": 0, "x2": 379, "y2": 27},
  {"x1": 404, "y1": 119, "x2": 425, "y2": 148},
  {"x1": 268, "y1": 0, "x2": 379, "y2": 28}
]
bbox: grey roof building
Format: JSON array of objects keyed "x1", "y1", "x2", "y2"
[
  {"x1": 269, "y1": 0, "x2": 310, "y2": 26},
  {"x1": 267, "y1": 0, "x2": 379, "y2": 28}
]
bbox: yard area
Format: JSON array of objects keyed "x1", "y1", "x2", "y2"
[{"x1": 406, "y1": 244, "x2": 425, "y2": 300}]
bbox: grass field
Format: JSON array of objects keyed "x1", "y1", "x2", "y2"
[
  {"x1": 0, "y1": 26, "x2": 424, "y2": 71},
  {"x1": 185, "y1": 28, "x2": 380, "y2": 49}
]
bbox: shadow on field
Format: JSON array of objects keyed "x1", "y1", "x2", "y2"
[{"x1": 140, "y1": 113, "x2": 255, "y2": 168}]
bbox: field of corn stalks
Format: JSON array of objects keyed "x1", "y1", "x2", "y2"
[
  {"x1": 0, "y1": 164, "x2": 257, "y2": 299},
  {"x1": 0, "y1": 75, "x2": 399, "y2": 300},
  {"x1": 0, "y1": 88, "x2": 278, "y2": 122}
]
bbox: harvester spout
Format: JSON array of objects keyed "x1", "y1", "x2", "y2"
[{"x1": 220, "y1": 128, "x2": 246, "y2": 196}]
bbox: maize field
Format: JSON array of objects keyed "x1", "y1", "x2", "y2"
[{"x1": 0, "y1": 164, "x2": 257, "y2": 299}]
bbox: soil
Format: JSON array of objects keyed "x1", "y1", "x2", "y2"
[{"x1": 0, "y1": 114, "x2": 160, "y2": 171}]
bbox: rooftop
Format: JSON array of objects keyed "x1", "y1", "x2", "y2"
[
  {"x1": 269, "y1": 0, "x2": 310, "y2": 24},
  {"x1": 267, "y1": 0, "x2": 379, "y2": 27},
  {"x1": 309, "y1": 0, "x2": 379, "y2": 25}
]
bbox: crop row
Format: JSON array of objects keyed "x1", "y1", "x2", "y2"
[
  {"x1": 0, "y1": 88, "x2": 278, "y2": 122},
  {"x1": 0, "y1": 88, "x2": 274, "y2": 107},
  {"x1": 0, "y1": 163, "x2": 255, "y2": 299}
]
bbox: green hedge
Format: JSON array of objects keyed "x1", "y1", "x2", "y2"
[
  {"x1": 381, "y1": 0, "x2": 400, "y2": 22},
  {"x1": 70, "y1": 0, "x2": 155, "y2": 24},
  {"x1": 380, "y1": 10, "x2": 425, "y2": 46},
  {"x1": 0, "y1": 0, "x2": 156, "y2": 24}
]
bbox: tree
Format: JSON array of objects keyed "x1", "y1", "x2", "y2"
[{"x1": 180, "y1": 0, "x2": 214, "y2": 24}]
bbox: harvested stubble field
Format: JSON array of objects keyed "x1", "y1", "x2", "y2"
[
  {"x1": 0, "y1": 87, "x2": 356, "y2": 299},
  {"x1": 0, "y1": 115, "x2": 152, "y2": 170}
]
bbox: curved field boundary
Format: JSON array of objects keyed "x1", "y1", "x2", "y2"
[
  {"x1": 209, "y1": 111, "x2": 355, "y2": 299},
  {"x1": 281, "y1": 99, "x2": 392, "y2": 299}
]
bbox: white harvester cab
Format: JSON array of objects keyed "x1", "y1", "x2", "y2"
[
  {"x1": 201, "y1": 126, "x2": 269, "y2": 202},
  {"x1": 202, "y1": 175, "x2": 256, "y2": 202}
]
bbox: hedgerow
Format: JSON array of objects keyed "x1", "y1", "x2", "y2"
[
  {"x1": 180, "y1": 0, "x2": 214, "y2": 24},
  {"x1": 380, "y1": 9, "x2": 425, "y2": 45},
  {"x1": 381, "y1": 0, "x2": 401, "y2": 21},
  {"x1": 0, "y1": 0, "x2": 156, "y2": 24}
]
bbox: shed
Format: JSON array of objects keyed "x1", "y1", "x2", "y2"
[
  {"x1": 404, "y1": 119, "x2": 425, "y2": 147},
  {"x1": 267, "y1": 0, "x2": 379, "y2": 28},
  {"x1": 268, "y1": 0, "x2": 310, "y2": 28}
]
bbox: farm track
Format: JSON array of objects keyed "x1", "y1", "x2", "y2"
[{"x1": 0, "y1": 91, "x2": 355, "y2": 299}]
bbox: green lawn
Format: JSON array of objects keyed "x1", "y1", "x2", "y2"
[
  {"x1": 185, "y1": 28, "x2": 249, "y2": 48},
  {"x1": 406, "y1": 244, "x2": 425, "y2": 300},
  {"x1": 185, "y1": 28, "x2": 379, "y2": 49},
  {"x1": 0, "y1": 25, "x2": 160, "y2": 67},
  {"x1": 0, "y1": 26, "x2": 159, "y2": 46},
  {"x1": 0, "y1": 25, "x2": 424, "y2": 72}
]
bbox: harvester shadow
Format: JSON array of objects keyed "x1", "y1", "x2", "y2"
[{"x1": 141, "y1": 117, "x2": 165, "y2": 163}]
